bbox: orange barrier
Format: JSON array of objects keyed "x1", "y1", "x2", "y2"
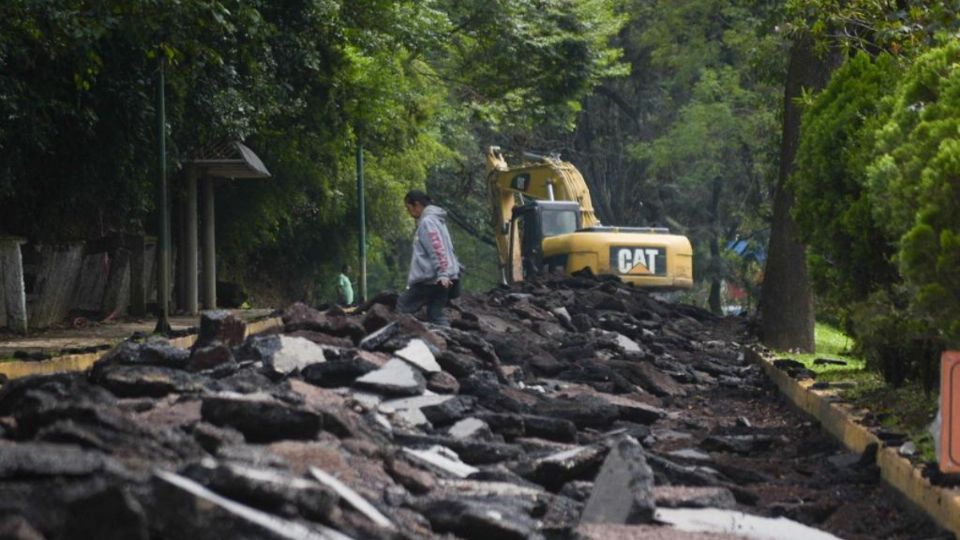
[{"x1": 941, "y1": 351, "x2": 960, "y2": 473}]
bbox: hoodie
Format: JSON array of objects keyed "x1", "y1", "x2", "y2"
[{"x1": 407, "y1": 205, "x2": 460, "y2": 286}]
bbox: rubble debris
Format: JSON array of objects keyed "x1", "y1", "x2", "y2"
[
  {"x1": 196, "y1": 310, "x2": 247, "y2": 348},
  {"x1": 426, "y1": 371, "x2": 459, "y2": 394},
  {"x1": 309, "y1": 467, "x2": 395, "y2": 530},
  {"x1": 579, "y1": 436, "x2": 655, "y2": 524},
  {"x1": 514, "y1": 444, "x2": 608, "y2": 491},
  {"x1": 655, "y1": 486, "x2": 737, "y2": 509},
  {"x1": 655, "y1": 508, "x2": 843, "y2": 540},
  {"x1": 447, "y1": 417, "x2": 493, "y2": 440},
  {"x1": 417, "y1": 497, "x2": 541, "y2": 540},
  {"x1": 0, "y1": 272, "x2": 942, "y2": 539},
  {"x1": 241, "y1": 335, "x2": 327, "y2": 376},
  {"x1": 153, "y1": 470, "x2": 352, "y2": 540},
  {"x1": 402, "y1": 446, "x2": 479, "y2": 478},
  {"x1": 394, "y1": 339, "x2": 441, "y2": 373},
  {"x1": 201, "y1": 392, "x2": 322, "y2": 442},
  {"x1": 353, "y1": 359, "x2": 425, "y2": 396}
]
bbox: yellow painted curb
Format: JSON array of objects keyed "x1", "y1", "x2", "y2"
[
  {"x1": 0, "y1": 353, "x2": 102, "y2": 380},
  {"x1": 0, "y1": 316, "x2": 283, "y2": 381},
  {"x1": 749, "y1": 349, "x2": 960, "y2": 536}
]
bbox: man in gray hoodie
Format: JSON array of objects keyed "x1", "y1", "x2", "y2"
[{"x1": 397, "y1": 190, "x2": 461, "y2": 326}]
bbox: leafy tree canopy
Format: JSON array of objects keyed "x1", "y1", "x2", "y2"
[{"x1": 0, "y1": 0, "x2": 628, "y2": 302}]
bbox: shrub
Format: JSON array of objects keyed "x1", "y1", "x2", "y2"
[
  {"x1": 791, "y1": 52, "x2": 901, "y2": 325},
  {"x1": 851, "y1": 288, "x2": 942, "y2": 390},
  {"x1": 867, "y1": 41, "x2": 960, "y2": 347}
]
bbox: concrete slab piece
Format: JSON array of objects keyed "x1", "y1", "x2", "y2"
[
  {"x1": 354, "y1": 358, "x2": 426, "y2": 396},
  {"x1": 655, "y1": 508, "x2": 842, "y2": 540},
  {"x1": 395, "y1": 339, "x2": 441, "y2": 372},
  {"x1": 378, "y1": 394, "x2": 452, "y2": 414},
  {"x1": 448, "y1": 417, "x2": 492, "y2": 440},
  {"x1": 403, "y1": 446, "x2": 479, "y2": 478},
  {"x1": 669, "y1": 448, "x2": 712, "y2": 462},
  {"x1": 261, "y1": 335, "x2": 327, "y2": 375},
  {"x1": 654, "y1": 486, "x2": 737, "y2": 509},
  {"x1": 577, "y1": 523, "x2": 748, "y2": 540}
]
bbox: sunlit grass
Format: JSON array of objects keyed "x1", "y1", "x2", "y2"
[{"x1": 785, "y1": 322, "x2": 866, "y2": 376}]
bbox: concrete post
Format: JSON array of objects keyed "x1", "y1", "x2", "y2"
[
  {"x1": 202, "y1": 174, "x2": 216, "y2": 309},
  {"x1": 0, "y1": 237, "x2": 28, "y2": 333},
  {"x1": 175, "y1": 192, "x2": 186, "y2": 311},
  {"x1": 129, "y1": 235, "x2": 146, "y2": 316},
  {"x1": 185, "y1": 166, "x2": 199, "y2": 314}
]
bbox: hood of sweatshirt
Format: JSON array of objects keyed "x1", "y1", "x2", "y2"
[{"x1": 419, "y1": 205, "x2": 447, "y2": 222}]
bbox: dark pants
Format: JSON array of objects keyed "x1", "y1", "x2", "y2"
[{"x1": 397, "y1": 282, "x2": 450, "y2": 326}]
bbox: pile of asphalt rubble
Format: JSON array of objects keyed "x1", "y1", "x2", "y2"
[{"x1": 0, "y1": 273, "x2": 927, "y2": 540}]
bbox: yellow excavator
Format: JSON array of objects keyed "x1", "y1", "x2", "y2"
[{"x1": 486, "y1": 146, "x2": 693, "y2": 288}]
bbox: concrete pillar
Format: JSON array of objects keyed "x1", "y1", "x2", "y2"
[
  {"x1": 175, "y1": 191, "x2": 186, "y2": 311},
  {"x1": 185, "y1": 166, "x2": 199, "y2": 314},
  {"x1": 201, "y1": 174, "x2": 216, "y2": 309},
  {"x1": 101, "y1": 247, "x2": 131, "y2": 317},
  {"x1": 0, "y1": 237, "x2": 27, "y2": 333},
  {"x1": 129, "y1": 235, "x2": 146, "y2": 316}
]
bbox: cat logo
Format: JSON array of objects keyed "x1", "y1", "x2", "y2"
[{"x1": 611, "y1": 247, "x2": 665, "y2": 275}]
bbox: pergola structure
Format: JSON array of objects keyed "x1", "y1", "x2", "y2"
[{"x1": 180, "y1": 141, "x2": 270, "y2": 314}]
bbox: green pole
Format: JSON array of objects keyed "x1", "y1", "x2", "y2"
[
  {"x1": 155, "y1": 57, "x2": 171, "y2": 334},
  {"x1": 357, "y1": 143, "x2": 367, "y2": 303}
]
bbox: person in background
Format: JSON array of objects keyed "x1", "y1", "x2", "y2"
[
  {"x1": 397, "y1": 190, "x2": 460, "y2": 326},
  {"x1": 336, "y1": 264, "x2": 354, "y2": 307}
]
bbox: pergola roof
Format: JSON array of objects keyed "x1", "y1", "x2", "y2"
[{"x1": 187, "y1": 141, "x2": 271, "y2": 179}]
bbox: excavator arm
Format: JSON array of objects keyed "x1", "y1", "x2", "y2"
[
  {"x1": 486, "y1": 146, "x2": 599, "y2": 282},
  {"x1": 486, "y1": 146, "x2": 599, "y2": 226}
]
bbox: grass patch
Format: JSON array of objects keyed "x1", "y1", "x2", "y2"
[
  {"x1": 783, "y1": 322, "x2": 866, "y2": 377},
  {"x1": 776, "y1": 322, "x2": 939, "y2": 462}
]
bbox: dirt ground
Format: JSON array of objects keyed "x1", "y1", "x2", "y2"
[
  {"x1": 0, "y1": 309, "x2": 274, "y2": 358},
  {"x1": 654, "y1": 318, "x2": 951, "y2": 540}
]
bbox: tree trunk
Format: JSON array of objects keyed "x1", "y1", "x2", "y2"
[
  {"x1": 759, "y1": 35, "x2": 839, "y2": 352},
  {"x1": 709, "y1": 176, "x2": 723, "y2": 315}
]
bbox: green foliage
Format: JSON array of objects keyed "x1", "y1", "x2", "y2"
[
  {"x1": 436, "y1": 0, "x2": 628, "y2": 133},
  {"x1": 867, "y1": 41, "x2": 960, "y2": 346},
  {"x1": 786, "y1": 5, "x2": 960, "y2": 385},
  {"x1": 619, "y1": 0, "x2": 785, "y2": 299},
  {"x1": 0, "y1": 0, "x2": 628, "y2": 304},
  {"x1": 791, "y1": 52, "x2": 902, "y2": 323},
  {"x1": 777, "y1": 322, "x2": 863, "y2": 378},
  {"x1": 849, "y1": 287, "x2": 942, "y2": 389},
  {"x1": 784, "y1": 0, "x2": 960, "y2": 55}
]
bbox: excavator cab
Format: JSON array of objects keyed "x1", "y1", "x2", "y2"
[{"x1": 510, "y1": 201, "x2": 581, "y2": 278}]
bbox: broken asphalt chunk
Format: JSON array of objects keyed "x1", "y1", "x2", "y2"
[
  {"x1": 201, "y1": 392, "x2": 322, "y2": 443},
  {"x1": 153, "y1": 470, "x2": 353, "y2": 540}
]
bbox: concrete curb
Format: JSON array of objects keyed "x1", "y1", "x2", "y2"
[
  {"x1": 748, "y1": 348, "x2": 960, "y2": 536},
  {"x1": 0, "y1": 316, "x2": 283, "y2": 380}
]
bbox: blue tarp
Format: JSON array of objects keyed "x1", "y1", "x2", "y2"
[{"x1": 726, "y1": 239, "x2": 766, "y2": 263}]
